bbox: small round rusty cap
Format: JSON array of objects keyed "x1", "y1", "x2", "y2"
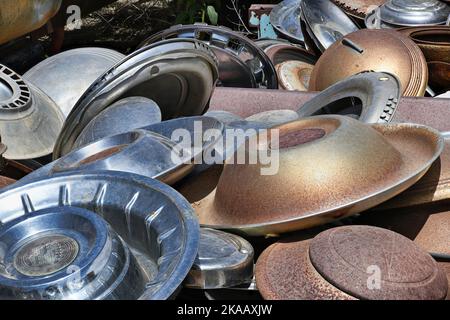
[
  {"x1": 264, "y1": 44, "x2": 317, "y2": 66},
  {"x1": 276, "y1": 61, "x2": 314, "y2": 91},
  {"x1": 309, "y1": 29, "x2": 428, "y2": 97},
  {"x1": 256, "y1": 226, "x2": 449, "y2": 300},
  {"x1": 310, "y1": 226, "x2": 448, "y2": 300}
]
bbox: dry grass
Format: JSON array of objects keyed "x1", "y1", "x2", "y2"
[{"x1": 64, "y1": 0, "x2": 175, "y2": 52}]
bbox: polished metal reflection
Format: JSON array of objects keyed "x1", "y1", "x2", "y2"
[
  {"x1": 195, "y1": 115, "x2": 444, "y2": 236},
  {"x1": 270, "y1": 0, "x2": 305, "y2": 45},
  {"x1": 203, "y1": 277, "x2": 260, "y2": 300},
  {"x1": 0, "y1": 207, "x2": 148, "y2": 300},
  {"x1": 53, "y1": 39, "x2": 219, "y2": 158},
  {"x1": 184, "y1": 229, "x2": 254, "y2": 289},
  {"x1": 0, "y1": 171, "x2": 200, "y2": 300},
  {"x1": 24, "y1": 48, "x2": 125, "y2": 118},
  {"x1": 0, "y1": 64, "x2": 64, "y2": 160},
  {"x1": 380, "y1": 0, "x2": 450, "y2": 27},
  {"x1": 298, "y1": 72, "x2": 401, "y2": 123},
  {"x1": 73, "y1": 116, "x2": 225, "y2": 183},
  {"x1": 139, "y1": 24, "x2": 278, "y2": 89},
  {"x1": 22, "y1": 130, "x2": 191, "y2": 186},
  {"x1": 300, "y1": 0, "x2": 359, "y2": 52},
  {"x1": 70, "y1": 97, "x2": 162, "y2": 146}
]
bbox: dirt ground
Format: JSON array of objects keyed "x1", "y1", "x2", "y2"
[
  {"x1": 0, "y1": 0, "x2": 279, "y2": 72},
  {"x1": 63, "y1": 0, "x2": 176, "y2": 53},
  {"x1": 62, "y1": 0, "x2": 280, "y2": 52}
]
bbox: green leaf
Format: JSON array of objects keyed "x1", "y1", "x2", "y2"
[{"x1": 207, "y1": 5, "x2": 218, "y2": 25}]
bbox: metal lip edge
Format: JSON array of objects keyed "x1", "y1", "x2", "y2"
[
  {"x1": 75, "y1": 38, "x2": 219, "y2": 110},
  {"x1": 269, "y1": 0, "x2": 305, "y2": 44},
  {"x1": 199, "y1": 122, "x2": 445, "y2": 236},
  {"x1": 138, "y1": 24, "x2": 278, "y2": 89},
  {"x1": 298, "y1": 71, "x2": 402, "y2": 123},
  {"x1": 53, "y1": 38, "x2": 220, "y2": 159},
  {"x1": 0, "y1": 170, "x2": 200, "y2": 300},
  {"x1": 184, "y1": 228, "x2": 255, "y2": 290},
  {"x1": 0, "y1": 206, "x2": 110, "y2": 290}
]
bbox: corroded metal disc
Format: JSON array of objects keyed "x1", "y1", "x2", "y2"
[
  {"x1": 256, "y1": 226, "x2": 448, "y2": 300},
  {"x1": 310, "y1": 226, "x2": 448, "y2": 300},
  {"x1": 276, "y1": 61, "x2": 314, "y2": 91},
  {"x1": 256, "y1": 239, "x2": 354, "y2": 300},
  {"x1": 309, "y1": 29, "x2": 429, "y2": 97},
  {"x1": 195, "y1": 115, "x2": 443, "y2": 236},
  {"x1": 429, "y1": 61, "x2": 450, "y2": 92},
  {"x1": 399, "y1": 26, "x2": 450, "y2": 64}
]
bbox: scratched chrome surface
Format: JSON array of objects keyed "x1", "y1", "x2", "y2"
[{"x1": 0, "y1": 171, "x2": 200, "y2": 300}]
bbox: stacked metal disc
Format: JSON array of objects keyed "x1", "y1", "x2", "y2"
[
  {"x1": 399, "y1": 26, "x2": 450, "y2": 94},
  {"x1": 379, "y1": 0, "x2": 450, "y2": 28},
  {"x1": 0, "y1": 171, "x2": 200, "y2": 300},
  {"x1": 0, "y1": 0, "x2": 450, "y2": 301}
]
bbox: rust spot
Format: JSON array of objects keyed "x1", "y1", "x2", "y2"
[
  {"x1": 331, "y1": 0, "x2": 386, "y2": 18},
  {"x1": 0, "y1": 175, "x2": 15, "y2": 189},
  {"x1": 256, "y1": 226, "x2": 449, "y2": 300},
  {"x1": 310, "y1": 29, "x2": 428, "y2": 96},
  {"x1": 309, "y1": 226, "x2": 448, "y2": 300},
  {"x1": 77, "y1": 145, "x2": 126, "y2": 166},
  {"x1": 275, "y1": 128, "x2": 326, "y2": 149}
]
